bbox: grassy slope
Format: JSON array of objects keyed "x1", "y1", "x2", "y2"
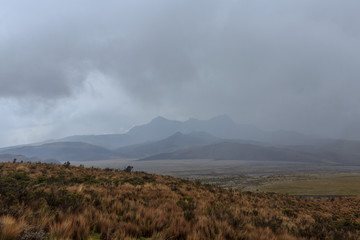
[{"x1": 1, "y1": 163, "x2": 360, "y2": 240}]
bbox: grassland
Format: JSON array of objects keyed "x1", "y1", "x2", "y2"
[
  {"x1": 1, "y1": 162, "x2": 360, "y2": 239},
  {"x1": 257, "y1": 174, "x2": 360, "y2": 195},
  {"x1": 197, "y1": 173, "x2": 360, "y2": 196}
]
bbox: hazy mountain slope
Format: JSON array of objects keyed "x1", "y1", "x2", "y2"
[
  {"x1": 174, "y1": 115, "x2": 317, "y2": 145},
  {"x1": 288, "y1": 139, "x2": 360, "y2": 164},
  {"x1": 0, "y1": 154, "x2": 61, "y2": 164},
  {"x1": 126, "y1": 116, "x2": 183, "y2": 142},
  {"x1": 116, "y1": 131, "x2": 222, "y2": 158},
  {"x1": 0, "y1": 142, "x2": 119, "y2": 162},
  {"x1": 59, "y1": 134, "x2": 135, "y2": 149},
  {"x1": 140, "y1": 142, "x2": 328, "y2": 163},
  {"x1": 181, "y1": 115, "x2": 264, "y2": 139}
]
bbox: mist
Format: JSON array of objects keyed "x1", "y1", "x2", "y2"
[{"x1": 1, "y1": 0, "x2": 360, "y2": 147}]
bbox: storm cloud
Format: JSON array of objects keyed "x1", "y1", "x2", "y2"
[{"x1": 1, "y1": 0, "x2": 360, "y2": 146}]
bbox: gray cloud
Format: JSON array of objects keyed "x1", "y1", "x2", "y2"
[{"x1": 1, "y1": 0, "x2": 360, "y2": 146}]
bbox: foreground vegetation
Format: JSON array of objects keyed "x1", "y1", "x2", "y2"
[{"x1": 1, "y1": 163, "x2": 360, "y2": 239}]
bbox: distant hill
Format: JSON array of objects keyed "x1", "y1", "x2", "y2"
[
  {"x1": 0, "y1": 153, "x2": 61, "y2": 164},
  {"x1": 140, "y1": 142, "x2": 329, "y2": 163},
  {"x1": 0, "y1": 142, "x2": 119, "y2": 162},
  {"x1": 116, "y1": 131, "x2": 222, "y2": 158},
  {"x1": 56, "y1": 134, "x2": 135, "y2": 149},
  {"x1": 54, "y1": 115, "x2": 317, "y2": 149}
]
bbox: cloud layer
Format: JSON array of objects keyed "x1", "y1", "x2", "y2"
[{"x1": 1, "y1": 0, "x2": 360, "y2": 146}]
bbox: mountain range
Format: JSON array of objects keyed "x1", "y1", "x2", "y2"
[
  {"x1": 55, "y1": 115, "x2": 317, "y2": 149},
  {"x1": 0, "y1": 115, "x2": 359, "y2": 165}
]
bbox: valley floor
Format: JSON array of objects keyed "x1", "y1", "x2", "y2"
[
  {"x1": 197, "y1": 173, "x2": 360, "y2": 196},
  {"x1": 76, "y1": 159, "x2": 360, "y2": 196}
]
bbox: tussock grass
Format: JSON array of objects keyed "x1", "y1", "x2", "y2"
[{"x1": 0, "y1": 162, "x2": 360, "y2": 239}]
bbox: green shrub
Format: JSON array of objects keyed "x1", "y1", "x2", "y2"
[
  {"x1": 282, "y1": 208, "x2": 298, "y2": 218},
  {"x1": 177, "y1": 197, "x2": 195, "y2": 221},
  {"x1": 63, "y1": 161, "x2": 71, "y2": 168}
]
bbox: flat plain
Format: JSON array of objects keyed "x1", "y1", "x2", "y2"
[
  {"x1": 196, "y1": 173, "x2": 360, "y2": 195},
  {"x1": 256, "y1": 174, "x2": 360, "y2": 195},
  {"x1": 76, "y1": 158, "x2": 360, "y2": 196}
]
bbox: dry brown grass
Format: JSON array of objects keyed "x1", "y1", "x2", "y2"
[{"x1": 0, "y1": 162, "x2": 360, "y2": 239}]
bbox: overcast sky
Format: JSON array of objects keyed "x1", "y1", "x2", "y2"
[{"x1": 1, "y1": 0, "x2": 360, "y2": 147}]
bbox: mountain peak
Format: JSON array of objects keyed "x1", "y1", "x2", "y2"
[
  {"x1": 186, "y1": 117, "x2": 199, "y2": 122},
  {"x1": 167, "y1": 131, "x2": 185, "y2": 138},
  {"x1": 150, "y1": 116, "x2": 169, "y2": 123}
]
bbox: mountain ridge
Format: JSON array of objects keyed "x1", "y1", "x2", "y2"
[
  {"x1": 116, "y1": 131, "x2": 222, "y2": 158},
  {"x1": 139, "y1": 141, "x2": 332, "y2": 164},
  {"x1": 52, "y1": 115, "x2": 318, "y2": 149}
]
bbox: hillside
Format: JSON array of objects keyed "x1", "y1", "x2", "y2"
[
  {"x1": 0, "y1": 142, "x2": 118, "y2": 162},
  {"x1": 1, "y1": 162, "x2": 360, "y2": 239},
  {"x1": 289, "y1": 139, "x2": 360, "y2": 164},
  {"x1": 141, "y1": 142, "x2": 329, "y2": 163}
]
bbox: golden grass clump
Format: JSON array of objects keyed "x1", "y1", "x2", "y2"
[{"x1": 0, "y1": 215, "x2": 28, "y2": 240}]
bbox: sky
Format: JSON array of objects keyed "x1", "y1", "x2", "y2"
[{"x1": 1, "y1": 0, "x2": 360, "y2": 147}]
